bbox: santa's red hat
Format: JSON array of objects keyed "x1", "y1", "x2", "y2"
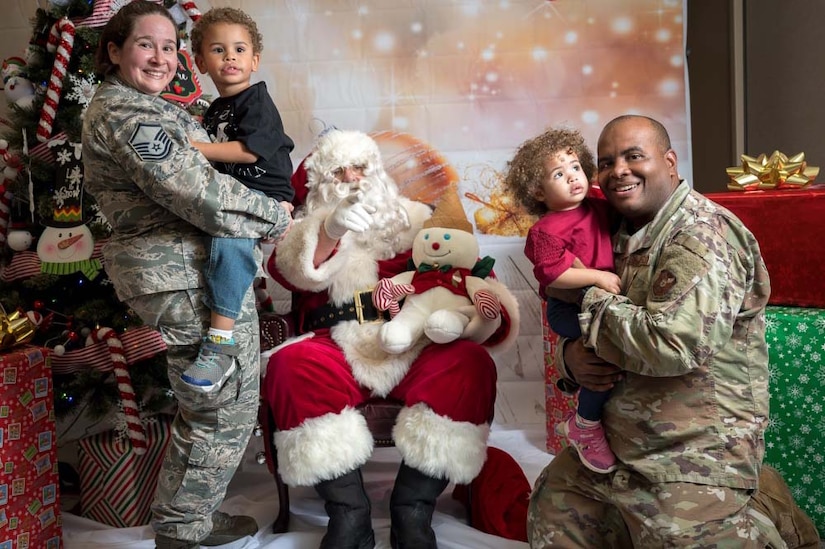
[
  {"x1": 452, "y1": 446, "x2": 530, "y2": 542},
  {"x1": 290, "y1": 157, "x2": 310, "y2": 208}
]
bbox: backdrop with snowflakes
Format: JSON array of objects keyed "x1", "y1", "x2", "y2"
[
  {"x1": 240, "y1": 0, "x2": 691, "y2": 425},
  {"x1": 764, "y1": 305, "x2": 825, "y2": 537}
]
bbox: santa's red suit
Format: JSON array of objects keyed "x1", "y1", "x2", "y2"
[{"x1": 262, "y1": 135, "x2": 519, "y2": 492}]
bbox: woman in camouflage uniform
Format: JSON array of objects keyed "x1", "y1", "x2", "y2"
[{"x1": 81, "y1": 2, "x2": 292, "y2": 547}]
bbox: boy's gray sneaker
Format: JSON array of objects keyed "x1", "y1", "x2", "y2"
[{"x1": 180, "y1": 339, "x2": 239, "y2": 393}]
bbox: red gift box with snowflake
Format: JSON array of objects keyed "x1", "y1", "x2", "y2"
[
  {"x1": 764, "y1": 306, "x2": 825, "y2": 537},
  {"x1": 0, "y1": 346, "x2": 62, "y2": 549},
  {"x1": 542, "y1": 300, "x2": 578, "y2": 455}
]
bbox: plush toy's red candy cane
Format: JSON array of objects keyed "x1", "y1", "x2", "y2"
[
  {"x1": 89, "y1": 327, "x2": 148, "y2": 455},
  {"x1": 37, "y1": 17, "x2": 75, "y2": 143}
]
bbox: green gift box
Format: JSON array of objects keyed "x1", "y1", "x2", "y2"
[{"x1": 764, "y1": 306, "x2": 825, "y2": 537}]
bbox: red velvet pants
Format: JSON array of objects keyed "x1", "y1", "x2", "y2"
[{"x1": 263, "y1": 335, "x2": 497, "y2": 432}]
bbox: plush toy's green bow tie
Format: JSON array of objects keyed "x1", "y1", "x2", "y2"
[{"x1": 417, "y1": 262, "x2": 452, "y2": 273}]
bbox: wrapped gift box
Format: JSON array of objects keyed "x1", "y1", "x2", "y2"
[
  {"x1": 0, "y1": 347, "x2": 62, "y2": 549},
  {"x1": 763, "y1": 306, "x2": 825, "y2": 537},
  {"x1": 542, "y1": 300, "x2": 578, "y2": 455},
  {"x1": 705, "y1": 186, "x2": 825, "y2": 307},
  {"x1": 77, "y1": 414, "x2": 172, "y2": 527}
]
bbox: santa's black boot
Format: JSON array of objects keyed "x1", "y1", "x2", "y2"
[
  {"x1": 390, "y1": 463, "x2": 450, "y2": 549},
  {"x1": 314, "y1": 468, "x2": 375, "y2": 549}
]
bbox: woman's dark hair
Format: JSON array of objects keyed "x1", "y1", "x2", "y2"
[{"x1": 94, "y1": 0, "x2": 179, "y2": 76}]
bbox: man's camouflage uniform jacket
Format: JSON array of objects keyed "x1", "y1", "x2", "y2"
[{"x1": 562, "y1": 181, "x2": 771, "y2": 490}]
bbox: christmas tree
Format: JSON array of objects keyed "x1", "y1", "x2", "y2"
[{"x1": 0, "y1": 0, "x2": 206, "y2": 442}]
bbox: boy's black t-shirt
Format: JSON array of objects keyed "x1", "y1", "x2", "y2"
[{"x1": 202, "y1": 81, "x2": 295, "y2": 202}]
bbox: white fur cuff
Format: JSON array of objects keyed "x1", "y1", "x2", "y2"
[
  {"x1": 392, "y1": 403, "x2": 490, "y2": 484},
  {"x1": 274, "y1": 406, "x2": 374, "y2": 486}
]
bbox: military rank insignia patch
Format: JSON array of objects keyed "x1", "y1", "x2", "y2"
[
  {"x1": 652, "y1": 269, "x2": 677, "y2": 299},
  {"x1": 649, "y1": 236, "x2": 710, "y2": 303},
  {"x1": 129, "y1": 123, "x2": 173, "y2": 162}
]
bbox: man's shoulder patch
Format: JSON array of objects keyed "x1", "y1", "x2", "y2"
[
  {"x1": 649, "y1": 243, "x2": 710, "y2": 303},
  {"x1": 652, "y1": 269, "x2": 678, "y2": 299},
  {"x1": 129, "y1": 123, "x2": 173, "y2": 162}
]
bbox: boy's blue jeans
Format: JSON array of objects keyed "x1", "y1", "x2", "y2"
[
  {"x1": 546, "y1": 297, "x2": 611, "y2": 422},
  {"x1": 204, "y1": 236, "x2": 258, "y2": 320}
]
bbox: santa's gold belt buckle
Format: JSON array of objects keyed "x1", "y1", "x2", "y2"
[{"x1": 353, "y1": 288, "x2": 381, "y2": 324}]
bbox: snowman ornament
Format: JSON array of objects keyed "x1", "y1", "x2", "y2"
[
  {"x1": 7, "y1": 228, "x2": 34, "y2": 251},
  {"x1": 36, "y1": 141, "x2": 101, "y2": 279},
  {"x1": 37, "y1": 223, "x2": 94, "y2": 263},
  {"x1": 1, "y1": 56, "x2": 36, "y2": 109}
]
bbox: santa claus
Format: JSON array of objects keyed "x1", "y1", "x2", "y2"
[{"x1": 263, "y1": 129, "x2": 519, "y2": 549}]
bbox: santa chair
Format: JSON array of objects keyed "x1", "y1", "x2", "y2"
[{"x1": 255, "y1": 311, "x2": 404, "y2": 533}]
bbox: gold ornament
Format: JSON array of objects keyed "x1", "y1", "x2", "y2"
[{"x1": 0, "y1": 305, "x2": 37, "y2": 351}]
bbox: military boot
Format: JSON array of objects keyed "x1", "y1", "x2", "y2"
[
  {"x1": 155, "y1": 511, "x2": 258, "y2": 548},
  {"x1": 155, "y1": 534, "x2": 198, "y2": 549},
  {"x1": 751, "y1": 464, "x2": 820, "y2": 548},
  {"x1": 202, "y1": 511, "x2": 258, "y2": 546},
  {"x1": 315, "y1": 468, "x2": 375, "y2": 549},
  {"x1": 390, "y1": 463, "x2": 450, "y2": 549}
]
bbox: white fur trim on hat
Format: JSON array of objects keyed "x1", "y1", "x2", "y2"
[
  {"x1": 274, "y1": 406, "x2": 373, "y2": 486},
  {"x1": 392, "y1": 403, "x2": 490, "y2": 484},
  {"x1": 305, "y1": 130, "x2": 383, "y2": 189}
]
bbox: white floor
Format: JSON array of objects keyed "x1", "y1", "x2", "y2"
[{"x1": 60, "y1": 423, "x2": 554, "y2": 549}]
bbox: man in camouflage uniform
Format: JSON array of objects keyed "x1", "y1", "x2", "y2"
[
  {"x1": 81, "y1": 4, "x2": 292, "y2": 547},
  {"x1": 527, "y1": 115, "x2": 820, "y2": 548}
]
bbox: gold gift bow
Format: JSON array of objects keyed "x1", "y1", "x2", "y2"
[
  {"x1": 726, "y1": 151, "x2": 819, "y2": 191},
  {"x1": 0, "y1": 304, "x2": 37, "y2": 350}
]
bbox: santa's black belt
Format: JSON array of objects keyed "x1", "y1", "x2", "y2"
[{"x1": 304, "y1": 290, "x2": 391, "y2": 331}]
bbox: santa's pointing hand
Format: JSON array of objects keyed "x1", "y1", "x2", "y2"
[{"x1": 323, "y1": 192, "x2": 376, "y2": 239}]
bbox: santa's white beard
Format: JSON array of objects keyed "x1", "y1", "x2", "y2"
[{"x1": 304, "y1": 172, "x2": 411, "y2": 260}]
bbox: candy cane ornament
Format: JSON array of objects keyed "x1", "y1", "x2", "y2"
[
  {"x1": 89, "y1": 327, "x2": 148, "y2": 455},
  {"x1": 0, "y1": 185, "x2": 11, "y2": 248},
  {"x1": 37, "y1": 17, "x2": 75, "y2": 143},
  {"x1": 0, "y1": 139, "x2": 13, "y2": 247},
  {"x1": 178, "y1": 0, "x2": 201, "y2": 22}
]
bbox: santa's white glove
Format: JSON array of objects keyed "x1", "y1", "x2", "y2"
[{"x1": 323, "y1": 193, "x2": 376, "y2": 240}]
